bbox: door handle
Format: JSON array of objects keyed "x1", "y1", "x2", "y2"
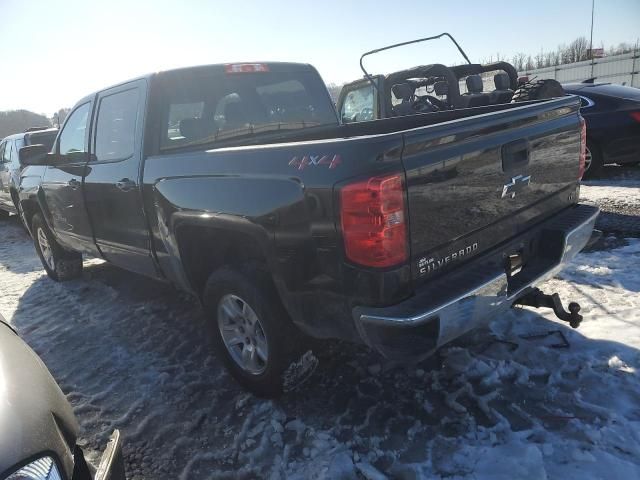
[
  {"x1": 115, "y1": 178, "x2": 137, "y2": 192},
  {"x1": 67, "y1": 178, "x2": 80, "y2": 189},
  {"x1": 501, "y1": 139, "x2": 530, "y2": 174}
]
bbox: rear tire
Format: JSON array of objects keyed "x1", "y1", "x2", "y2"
[
  {"x1": 202, "y1": 264, "x2": 312, "y2": 397},
  {"x1": 583, "y1": 141, "x2": 604, "y2": 179},
  {"x1": 31, "y1": 213, "x2": 83, "y2": 281}
]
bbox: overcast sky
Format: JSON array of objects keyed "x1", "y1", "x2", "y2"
[{"x1": 1, "y1": 0, "x2": 638, "y2": 115}]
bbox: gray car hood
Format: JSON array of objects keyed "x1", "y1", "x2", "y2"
[{"x1": 0, "y1": 319, "x2": 78, "y2": 478}]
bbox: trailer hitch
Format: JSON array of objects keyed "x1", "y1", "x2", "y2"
[{"x1": 515, "y1": 288, "x2": 583, "y2": 328}]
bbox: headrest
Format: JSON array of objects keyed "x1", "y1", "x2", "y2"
[
  {"x1": 391, "y1": 83, "x2": 415, "y2": 101},
  {"x1": 466, "y1": 75, "x2": 483, "y2": 93},
  {"x1": 434, "y1": 81, "x2": 448, "y2": 96},
  {"x1": 179, "y1": 118, "x2": 209, "y2": 140},
  {"x1": 494, "y1": 73, "x2": 511, "y2": 90}
]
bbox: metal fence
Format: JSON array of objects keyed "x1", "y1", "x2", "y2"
[{"x1": 519, "y1": 50, "x2": 640, "y2": 87}]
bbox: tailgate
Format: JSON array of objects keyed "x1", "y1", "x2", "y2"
[{"x1": 402, "y1": 96, "x2": 582, "y2": 284}]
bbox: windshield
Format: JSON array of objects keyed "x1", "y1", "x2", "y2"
[
  {"x1": 340, "y1": 83, "x2": 375, "y2": 123},
  {"x1": 158, "y1": 68, "x2": 338, "y2": 150}
]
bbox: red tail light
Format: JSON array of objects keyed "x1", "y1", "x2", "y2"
[
  {"x1": 340, "y1": 173, "x2": 408, "y2": 268},
  {"x1": 578, "y1": 116, "x2": 587, "y2": 180},
  {"x1": 629, "y1": 111, "x2": 640, "y2": 123}
]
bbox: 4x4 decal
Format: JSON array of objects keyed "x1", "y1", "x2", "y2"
[{"x1": 289, "y1": 154, "x2": 341, "y2": 171}]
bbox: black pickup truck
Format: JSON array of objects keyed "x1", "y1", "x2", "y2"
[{"x1": 18, "y1": 61, "x2": 598, "y2": 396}]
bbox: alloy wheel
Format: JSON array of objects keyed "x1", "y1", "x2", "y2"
[
  {"x1": 217, "y1": 294, "x2": 269, "y2": 375},
  {"x1": 584, "y1": 146, "x2": 593, "y2": 172},
  {"x1": 37, "y1": 227, "x2": 55, "y2": 271}
]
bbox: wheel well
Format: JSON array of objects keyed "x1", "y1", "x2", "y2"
[
  {"x1": 20, "y1": 199, "x2": 40, "y2": 232},
  {"x1": 176, "y1": 225, "x2": 268, "y2": 297}
]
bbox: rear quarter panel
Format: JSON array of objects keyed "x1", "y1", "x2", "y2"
[{"x1": 142, "y1": 134, "x2": 405, "y2": 339}]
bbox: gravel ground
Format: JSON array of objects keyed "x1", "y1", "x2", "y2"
[{"x1": 0, "y1": 164, "x2": 638, "y2": 479}]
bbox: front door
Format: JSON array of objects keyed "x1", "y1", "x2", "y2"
[
  {"x1": 41, "y1": 101, "x2": 95, "y2": 253},
  {"x1": 83, "y1": 80, "x2": 157, "y2": 277}
]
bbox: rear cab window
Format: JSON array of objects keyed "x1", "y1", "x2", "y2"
[{"x1": 156, "y1": 64, "x2": 338, "y2": 151}]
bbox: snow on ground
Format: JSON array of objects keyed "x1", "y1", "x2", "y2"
[{"x1": 0, "y1": 167, "x2": 639, "y2": 479}]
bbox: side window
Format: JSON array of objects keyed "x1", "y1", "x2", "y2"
[
  {"x1": 0, "y1": 142, "x2": 5, "y2": 161},
  {"x1": 2, "y1": 140, "x2": 12, "y2": 163},
  {"x1": 59, "y1": 103, "x2": 91, "y2": 159},
  {"x1": 340, "y1": 85, "x2": 375, "y2": 123},
  {"x1": 94, "y1": 88, "x2": 140, "y2": 162}
]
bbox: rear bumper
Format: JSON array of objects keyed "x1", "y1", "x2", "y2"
[{"x1": 352, "y1": 204, "x2": 599, "y2": 360}]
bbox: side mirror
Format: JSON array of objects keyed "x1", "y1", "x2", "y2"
[{"x1": 19, "y1": 144, "x2": 53, "y2": 166}]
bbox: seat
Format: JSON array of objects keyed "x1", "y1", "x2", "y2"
[
  {"x1": 433, "y1": 81, "x2": 448, "y2": 96},
  {"x1": 490, "y1": 73, "x2": 514, "y2": 104},
  {"x1": 224, "y1": 102, "x2": 250, "y2": 130},
  {"x1": 458, "y1": 75, "x2": 491, "y2": 108},
  {"x1": 392, "y1": 83, "x2": 417, "y2": 116},
  {"x1": 179, "y1": 118, "x2": 212, "y2": 141}
]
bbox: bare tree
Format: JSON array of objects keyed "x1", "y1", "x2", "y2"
[
  {"x1": 534, "y1": 49, "x2": 545, "y2": 69},
  {"x1": 53, "y1": 108, "x2": 70, "y2": 127},
  {"x1": 524, "y1": 55, "x2": 535, "y2": 71},
  {"x1": 477, "y1": 36, "x2": 635, "y2": 73},
  {"x1": 567, "y1": 37, "x2": 590, "y2": 62},
  {"x1": 512, "y1": 52, "x2": 527, "y2": 71}
]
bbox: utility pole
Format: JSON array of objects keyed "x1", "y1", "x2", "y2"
[
  {"x1": 590, "y1": 0, "x2": 595, "y2": 77},
  {"x1": 632, "y1": 38, "x2": 639, "y2": 88}
]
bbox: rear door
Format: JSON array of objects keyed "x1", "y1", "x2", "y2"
[
  {"x1": 83, "y1": 79, "x2": 156, "y2": 277},
  {"x1": 402, "y1": 97, "x2": 582, "y2": 284},
  {"x1": 41, "y1": 101, "x2": 95, "y2": 252}
]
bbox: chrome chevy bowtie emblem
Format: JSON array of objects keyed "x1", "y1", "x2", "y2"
[{"x1": 501, "y1": 174, "x2": 531, "y2": 199}]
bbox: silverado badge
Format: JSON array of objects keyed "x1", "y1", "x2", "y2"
[{"x1": 417, "y1": 243, "x2": 479, "y2": 276}]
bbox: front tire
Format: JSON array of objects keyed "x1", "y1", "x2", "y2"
[
  {"x1": 202, "y1": 264, "x2": 311, "y2": 397},
  {"x1": 31, "y1": 213, "x2": 83, "y2": 281}
]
